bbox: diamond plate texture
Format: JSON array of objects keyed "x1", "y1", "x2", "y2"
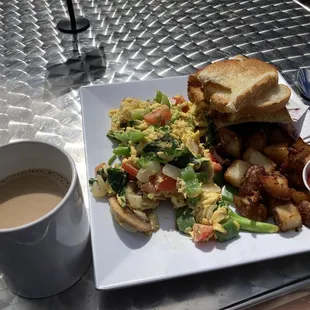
[{"x1": 1, "y1": 0, "x2": 310, "y2": 309}]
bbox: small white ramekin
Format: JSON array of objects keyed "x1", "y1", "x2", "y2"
[{"x1": 302, "y1": 161, "x2": 310, "y2": 192}]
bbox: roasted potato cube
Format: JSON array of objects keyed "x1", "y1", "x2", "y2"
[
  {"x1": 218, "y1": 128, "x2": 242, "y2": 158},
  {"x1": 239, "y1": 165, "x2": 266, "y2": 196},
  {"x1": 292, "y1": 137, "x2": 310, "y2": 152},
  {"x1": 246, "y1": 129, "x2": 267, "y2": 152},
  {"x1": 224, "y1": 160, "x2": 251, "y2": 187},
  {"x1": 290, "y1": 139, "x2": 310, "y2": 168},
  {"x1": 243, "y1": 148, "x2": 276, "y2": 174},
  {"x1": 291, "y1": 189, "x2": 310, "y2": 205},
  {"x1": 263, "y1": 143, "x2": 289, "y2": 165},
  {"x1": 234, "y1": 194, "x2": 267, "y2": 221},
  {"x1": 298, "y1": 201, "x2": 310, "y2": 227},
  {"x1": 281, "y1": 140, "x2": 310, "y2": 188},
  {"x1": 259, "y1": 172, "x2": 291, "y2": 201},
  {"x1": 263, "y1": 195, "x2": 283, "y2": 216},
  {"x1": 273, "y1": 203, "x2": 302, "y2": 232}
]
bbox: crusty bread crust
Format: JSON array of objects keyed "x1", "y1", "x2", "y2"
[
  {"x1": 197, "y1": 56, "x2": 278, "y2": 113},
  {"x1": 213, "y1": 108, "x2": 292, "y2": 128},
  {"x1": 187, "y1": 70, "x2": 205, "y2": 104}
]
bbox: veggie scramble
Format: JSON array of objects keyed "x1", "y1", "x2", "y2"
[{"x1": 89, "y1": 91, "x2": 279, "y2": 243}]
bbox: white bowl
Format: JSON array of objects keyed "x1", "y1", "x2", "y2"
[{"x1": 302, "y1": 160, "x2": 310, "y2": 192}]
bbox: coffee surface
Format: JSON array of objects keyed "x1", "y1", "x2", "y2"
[{"x1": 0, "y1": 169, "x2": 70, "y2": 229}]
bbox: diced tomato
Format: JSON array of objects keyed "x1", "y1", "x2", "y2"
[
  {"x1": 128, "y1": 175, "x2": 135, "y2": 181},
  {"x1": 172, "y1": 95, "x2": 185, "y2": 105},
  {"x1": 209, "y1": 153, "x2": 216, "y2": 162},
  {"x1": 95, "y1": 162, "x2": 106, "y2": 174},
  {"x1": 192, "y1": 224, "x2": 214, "y2": 243},
  {"x1": 209, "y1": 153, "x2": 223, "y2": 173},
  {"x1": 212, "y1": 161, "x2": 222, "y2": 173},
  {"x1": 144, "y1": 106, "x2": 171, "y2": 126},
  {"x1": 140, "y1": 174, "x2": 176, "y2": 193},
  {"x1": 155, "y1": 173, "x2": 177, "y2": 192},
  {"x1": 121, "y1": 162, "x2": 139, "y2": 177}
]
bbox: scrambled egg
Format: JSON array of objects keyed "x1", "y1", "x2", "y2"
[
  {"x1": 110, "y1": 98, "x2": 162, "y2": 131},
  {"x1": 102, "y1": 92, "x2": 228, "y2": 239},
  {"x1": 195, "y1": 191, "x2": 221, "y2": 223}
]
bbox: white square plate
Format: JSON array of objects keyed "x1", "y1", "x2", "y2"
[{"x1": 81, "y1": 75, "x2": 309, "y2": 290}]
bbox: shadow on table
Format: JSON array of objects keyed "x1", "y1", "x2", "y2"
[
  {"x1": 43, "y1": 34, "x2": 106, "y2": 101},
  {"x1": 7, "y1": 251, "x2": 310, "y2": 309}
]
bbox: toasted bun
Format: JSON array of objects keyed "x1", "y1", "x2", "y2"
[
  {"x1": 213, "y1": 108, "x2": 292, "y2": 129},
  {"x1": 197, "y1": 55, "x2": 278, "y2": 113}
]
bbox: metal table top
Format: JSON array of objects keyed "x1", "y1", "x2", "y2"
[{"x1": 1, "y1": 0, "x2": 310, "y2": 309}]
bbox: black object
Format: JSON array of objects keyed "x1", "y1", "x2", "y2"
[{"x1": 57, "y1": 0, "x2": 90, "y2": 34}]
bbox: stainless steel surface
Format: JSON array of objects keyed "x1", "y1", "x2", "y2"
[{"x1": 1, "y1": 0, "x2": 310, "y2": 309}]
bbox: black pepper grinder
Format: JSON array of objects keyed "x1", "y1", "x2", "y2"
[{"x1": 57, "y1": 0, "x2": 90, "y2": 34}]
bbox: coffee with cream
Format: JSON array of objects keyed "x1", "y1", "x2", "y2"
[{"x1": 0, "y1": 169, "x2": 69, "y2": 229}]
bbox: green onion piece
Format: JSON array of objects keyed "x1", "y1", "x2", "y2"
[
  {"x1": 222, "y1": 185, "x2": 238, "y2": 203},
  {"x1": 108, "y1": 155, "x2": 117, "y2": 166},
  {"x1": 113, "y1": 146, "x2": 131, "y2": 156},
  {"x1": 181, "y1": 166, "x2": 196, "y2": 182},
  {"x1": 130, "y1": 109, "x2": 148, "y2": 120},
  {"x1": 154, "y1": 90, "x2": 163, "y2": 103},
  {"x1": 126, "y1": 131, "x2": 145, "y2": 142},
  {"x1": 181, "y1": 166, "x2": 202, "y2": 198},
  {"x1": 161, "y1": 94, "x2": 170, "y2": 107},
  {"x1": 227, "y1": 208, "x2": 279, "y2": 233},
  {"x1": 215, "y1": 219, "x2": 239, "y2": 242}
]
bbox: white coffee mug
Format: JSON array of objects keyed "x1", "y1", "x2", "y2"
[{"x1": 0, "y1": 141, "x2": 92, "y2": 298}]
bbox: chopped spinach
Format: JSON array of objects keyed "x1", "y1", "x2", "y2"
[
  {"x1": 88, "y1": 178, "x2": 98, "y2": 185},
  {"x1": 216, "y1": 199, "x2": 229, "y2": 208},
  {"x1": 142, "y1": 134, "x2": 179, "y2": 154},
  {"x1": 107, "y1": 168, "x2": 128, "y2": 195},
  {"x1": 96, "y1": 168, "x2": 106, "y2": 179},
  {"x1": 196, "y1": 172, "x2": 211, "y2": 183},
  {"x1": 213, "y1": 170, "x2": 225, "y2": 187},
  {"x1": 205, "y1": 117, "x2": 216, "y2": 148},
  {"x1": 107, "y1": 130, "x2": 145, "y2": 143},
  {"x1": 187, "y1": 196, "x2": 200, "y2": 206},
  {"x1": 170, "y1": 149, "x2": 199, "y2": 169}
]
